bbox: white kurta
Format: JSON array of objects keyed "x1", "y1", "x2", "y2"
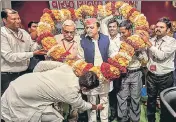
[
  {"x1": 100, "y1": 15, "x2": 122, "y2": 92},
  {"x1": 1, "y1": 61, "x2": 92, "y2": 122},
  {"x1": 82, "y1": 40, "x2": 110, "y2": 95}
]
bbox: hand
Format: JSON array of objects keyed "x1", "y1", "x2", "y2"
[
  {"x1": 113, "y1": 9, "x2": 120, "y2": 16},
  {"x1": 139, "y1": 32, "x2": 152, "y2": 48},
  {"x1": 97, "y1": 104, "x2": 104, "y2": 110},
  {"x1": 91, "y1": 104, "x2": 97, "y2": 110},
  {"x1": 68, "y1": 110, "x2": 78, "y2": 120},
  {"x1": 33, "y1": 49, "x2": 47, "y2": 55}
]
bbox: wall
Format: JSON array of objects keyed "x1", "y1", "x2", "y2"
[
  {"x1": 12, "y1": 1, "x2": 176, "y2": 30},
  {"x1": 141, "y1": 1, "x2": 176, "y2": 25},
  {"x1": 1, "y1": 0, "x2": 11, "y2": 26},
  {"x1": 12, "y1": 1, "x2": 49, "y2": 30}
]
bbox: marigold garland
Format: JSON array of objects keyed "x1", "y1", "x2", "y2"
[{"x1": 36, "y1": 1, "x2": 151, "y2": 82}]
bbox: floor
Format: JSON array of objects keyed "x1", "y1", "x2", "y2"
[{"x1": 63, "y1": 101, "x2": 160, "y2": 122}]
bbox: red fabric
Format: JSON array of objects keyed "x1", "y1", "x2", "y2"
[
  {"x1": 82, "y1": 63, "x2": 93, "y2": 74},
  {"x1": 36, "y1": 32, "x2": 54, "y2": 44},
  {"x1": 85, "y1": 18, "x2": 97, "y2": 25}
]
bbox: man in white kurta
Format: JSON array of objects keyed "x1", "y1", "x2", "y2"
[
  {"x1": 78, "y1": 18, "x2": 110, "y2": 122},
  {"x1": 100, "y1": 15, "x2": 121, "y2": 121},
  {"x1": 1, "y1": 61, "x2": 100, "y2": 122}
]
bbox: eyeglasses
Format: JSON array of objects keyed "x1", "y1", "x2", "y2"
[{"x1": 63, "y1": 30, "x2": 75, "y2": 35}]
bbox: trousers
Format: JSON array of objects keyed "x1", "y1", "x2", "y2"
[
  {"x1": 117, "y1": 71, "x2": 142, "y2": 122},
  {"x1": 146, "y1": 71, "x2": 174, "y2": 122},
  {"x1": 87, "y1": 93, "x2": 109, "y2": 122}
]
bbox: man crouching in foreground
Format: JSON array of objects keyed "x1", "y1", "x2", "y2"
[{"x1": 1, "y1": 61, "x2": 103, "y2": 122}]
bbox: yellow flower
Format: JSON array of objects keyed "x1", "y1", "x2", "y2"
[
  {"x1": 72, "y1": 60, "x2": 87, "y2": 77},
  {"x1": 129, "y1": 11, "x2": 141, "y2": 23},
  {"x1": 41, "y1": 37, "x2": 57, "y2": 50},
  {"x1": 98, "y1": 5, "x2": 112, "y2": 17},
  {"x1": 50, "y1": 46, "x2": 66, "y2": 60},
  {"x1": 60, "y1": 9, "x2": 71, "y2": 21},
  {"x1": 112, "y1": 54, "x2": 129, "y2": 67},
  {"x1": 89, "y1": 6, "x2": 94, "y2": 16},
  {"x1": 120, "y1": 42, "x2": 135, "y2": 57},
  {"x1": 119, "y1": 4, "x2": 133, "y2": 19},
  {"x1": 51, "y1": 9, "x2": 62, "y2": 22},
  {"x1": 134, "y1": 15, "x2": 149, "y2": 28},
  {"x1": 115, "y1": 1, "x2": 124, "y2": 9},
  {"x1": 110, "y1": 65, "x2": 120, "y2": 76},
  {"x1": 40, "y1": 13, "x2": 55, "y2": 28},
  {"x1": 65, "y1": 60, "x2": 76, "y2": 67},
  {"x1": 120, "y1": 58, "x2": 129, "y2": 66},
  {"x1": 75, "y1": 9, "x2": 82, "y2": 19},
  {"x1": 89, "y1": 66, "x2": 101, "y2": 78},
  {"x1": 37, "y1": 22, "x2": 52, "y2": 36},
  {"x1": 127, "y1": 35, "x2": 146, "y2": 49},
  {"x1": 135, "y1": 30, "x2": 149, "y2": 38}
]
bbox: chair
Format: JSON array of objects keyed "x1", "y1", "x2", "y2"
[{"x1": 160, "y1": 87, "x2": 176, "y2": 122}]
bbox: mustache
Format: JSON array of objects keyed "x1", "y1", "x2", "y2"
[{"x1": 156, "y1": 30, "x2": 161, "y2": 33}]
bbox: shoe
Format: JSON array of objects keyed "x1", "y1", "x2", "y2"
[
  {"x1": 118, "y1": 118, "x2": 130, "y2": 122},
  {"x1": 109, "y1": 116, "x2": 116, "y2": 122},
  {"x1": 109, "y1": 108, "x2": 117, "y2": 121}
]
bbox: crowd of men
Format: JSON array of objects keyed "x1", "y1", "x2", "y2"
[{"x1": 1, "y1": 8, "x2": 176, "y2": 122}]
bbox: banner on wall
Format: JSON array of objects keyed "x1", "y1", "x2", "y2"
[
  {"x1": 49, "y1": 1, "x2": 141, "y2": 30},
  {"x1": 49, "y1": 1, "x2": 141, "y2": 11}
]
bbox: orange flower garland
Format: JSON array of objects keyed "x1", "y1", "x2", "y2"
[
  {"x1": 36, "y1": 1, "x2": 151, "y2": 82},
  {"x1": 72, "y1": 60, "x2": 93, "y2": 77}
]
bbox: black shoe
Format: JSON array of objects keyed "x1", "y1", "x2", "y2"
[
  {"x1": 109, "y1": 115, "x2": 116, "y2": 122},
  {"x1": 118, "y1": 118, "x2": 130, "y2": 122},
  {"x1": 148, "y1": 120, "x2": 155, "y2": 122}
]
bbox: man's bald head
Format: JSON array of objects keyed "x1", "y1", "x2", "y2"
[
  {"x1": 62, "y1": 20, "x2": 76, "y2": 42},
  {"x1": 62, "y1": 19, "x2": 76, "y2": 30}
]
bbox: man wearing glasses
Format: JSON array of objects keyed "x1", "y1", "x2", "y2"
[{"x1": 54, "y1": 20, "x2": 79, "y2": 61}]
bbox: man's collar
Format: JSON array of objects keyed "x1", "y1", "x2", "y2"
[
  {"x1": 85, "y1": 34, "x2": 88, "y2": 38},
  {"x1": 62, "y1": 39, "x2": 76, "y2": 43},
  {"x1": 161, "y1": 35, "x2": 169, "y2": 41},
  {"x1": 150, "y1": 35, "x2": 156, "y2": 39},
  {"x1": 60, "y1": 34, "x2": 76, "y2": 43},
  {"x1": 109, "y1": 33, "x2": 120, "y2": 40},
  {"x1": 85, "y1": 34, "x2": 100, "y2": 41},
  {"x1": 5, "y1": 26, "x2": 20, "y2": 35},
  {"x1": 153, "y1": 35, "x2": 168, "y2": 42}
]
